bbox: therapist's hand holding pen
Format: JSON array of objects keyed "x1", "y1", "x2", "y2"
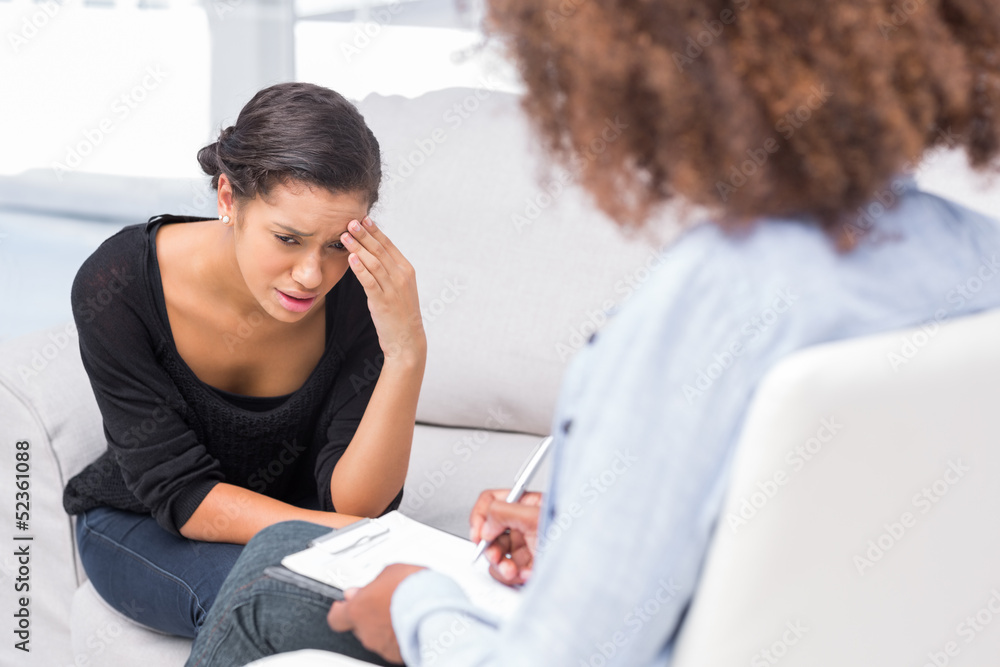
[{"x1": 468, "y1": 489, "x2": 543, "y2": 586}]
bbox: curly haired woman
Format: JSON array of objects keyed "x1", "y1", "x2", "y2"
[{"x1": 184, "y1": 2, "x2": 1000, "y2": 665}]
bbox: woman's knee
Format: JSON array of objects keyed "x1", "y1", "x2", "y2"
[{"x1": 74, "y1": 508, "x2": 239, "y2": 638}]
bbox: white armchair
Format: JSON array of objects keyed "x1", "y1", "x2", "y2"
[{"x1": 672, "y1": 306, "x2": 1000, "y2": 666}]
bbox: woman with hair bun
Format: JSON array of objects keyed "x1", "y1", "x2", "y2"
[
  {"x1": 62, "y1": 82, "x2": 423, "y2": 656},
  {"x1": 187, "y1": 1, "x2": 1000, "y2": 665}
]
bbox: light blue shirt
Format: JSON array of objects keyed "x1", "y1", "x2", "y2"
[{"x1": 391, "y1": 180, "x2": 1000, "y2": 666}]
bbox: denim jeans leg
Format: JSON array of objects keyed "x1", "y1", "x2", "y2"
[
  {"x1": 186, "y1": 520, "x2": 394, "y2": 667},
  {"x1": 75, "y1": 506, "x2": 244, "y2": 638}
]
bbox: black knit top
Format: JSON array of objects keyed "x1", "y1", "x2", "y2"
[{"x1": 62, "y1": 214, "x2": 400, "y2": 535}]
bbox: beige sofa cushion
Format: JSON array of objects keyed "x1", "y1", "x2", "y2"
[{"x1": 357, "y1": 88, "x2": 666, "y2": 436}]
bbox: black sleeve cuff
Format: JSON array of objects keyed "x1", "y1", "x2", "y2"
[{"x1": 164, "y1": 479, "x2": 223, "y2": 536}]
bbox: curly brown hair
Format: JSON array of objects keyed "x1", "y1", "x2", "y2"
[{"x1": 484, "y1": 0, "x2": 1000, "y2": 246}]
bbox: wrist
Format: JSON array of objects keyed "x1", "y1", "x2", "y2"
[{"x1": 381, "y1": 334, "x2": 427, "y2": 371}]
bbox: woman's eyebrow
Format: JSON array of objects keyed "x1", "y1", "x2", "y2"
[
  {"x1": 274, "y1": 222, "x2": 312, "y2": 237},
  {"x1": 274, "y1": 221, "x2": 350, "y2": 241}
]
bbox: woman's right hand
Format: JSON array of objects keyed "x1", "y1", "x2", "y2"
[
  {"x1": 341, "y1": 216, "x2": 426, "y2": 368},
  {"x1": 469, "y1": 489, "x2": 543, "y2": 586}
]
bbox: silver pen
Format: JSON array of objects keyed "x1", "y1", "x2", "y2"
[{"x1": 471, "y1": 435, "x2": 555, "y2": 563}]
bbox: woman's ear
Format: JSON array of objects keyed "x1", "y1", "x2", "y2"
[{"x1": 217, "y1": 173, "x2": 235, "y2": 223}]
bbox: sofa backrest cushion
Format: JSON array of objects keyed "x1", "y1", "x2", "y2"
[{"x1": 357, "y1": 88, "x2": 668, "y2": 435}]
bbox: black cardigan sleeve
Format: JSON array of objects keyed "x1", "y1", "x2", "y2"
[{"x1": 69, "y1": 226, "x2": 224, "y2": 534}]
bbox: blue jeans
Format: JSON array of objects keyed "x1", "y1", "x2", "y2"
[
  {"x1": 185, "y1": 521, "x2": 393, "y2": 667},
  {"x1": 76, "y1": 506, "x2": 245, "y2": 638}
]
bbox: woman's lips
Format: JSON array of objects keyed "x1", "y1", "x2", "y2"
[{"x1": 275, "y1": 289, "x2": 317, "y2": 313}]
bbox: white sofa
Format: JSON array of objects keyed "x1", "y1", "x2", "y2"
[{"x1": 0, "y1": 87, "x2": 659, "y2": 667}]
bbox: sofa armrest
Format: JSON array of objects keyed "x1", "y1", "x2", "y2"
[{"x1": 0, "y1": 321, "x2": 107, "y2": 666}]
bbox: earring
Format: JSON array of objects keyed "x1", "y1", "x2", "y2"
[{"x1": 222, "y1": 215, "x2": 230, "y2": 224}]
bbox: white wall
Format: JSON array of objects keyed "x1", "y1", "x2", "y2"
[{"x1": 0, "y1": 0, "x2": 518, "y2": 180}]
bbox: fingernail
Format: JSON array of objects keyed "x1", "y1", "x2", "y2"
[
  {"x1": 349, "y1": 221, "x2": 361, "y2": 233},
  {"x1": 341, "y1": 233, "x2": 352, "y2": 245},
  {"x1": 363, "y1": 216, "x2": 373, "y2": 228},
  {"x1": 349, "y1": 254, "x2": 360, "y2": 266}
]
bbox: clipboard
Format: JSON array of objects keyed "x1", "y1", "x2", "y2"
[
  {"x1": 276, "y1": 511, "x2": 523, "y2": 618},
  {"x1": 308, "y1": 517, "x2": 391, "y2": 553},
  {"x1": 264, "y1": 519, "x2": 391, "y2": 601}
]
